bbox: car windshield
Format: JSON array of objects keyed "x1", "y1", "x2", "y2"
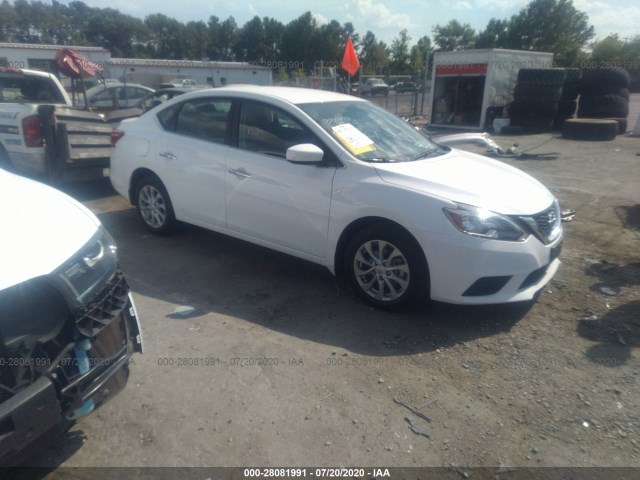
[{"x1": 298, "y1": 100, "x2": 447, "y2": 163}]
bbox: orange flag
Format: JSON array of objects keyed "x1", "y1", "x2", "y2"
[{"x1": 341, "y1": 36, "x2": 360, "y2": 76}]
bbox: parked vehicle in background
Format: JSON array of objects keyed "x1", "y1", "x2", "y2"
[
  {"x1": 0, "y1": 169, "x2": 143, "y2": 466},
  {"x1": 360, "y1": 78, "x2": 389, "y2": 96},
  {"x1": 135, "y1": 87, "x2": 195, "y2": 112},
  {"x1": 164, "y1": 78, "x2": 198, "y2": 88},
  {"x1": 110, "y1": 86, "x2": 562, "y2": 309},
  {"x1": 395, "y1": 81, "x2": 417, "y2": 93},
  {"x1": 78, "y1": 82, "x2": 154, "y2": 110},
  {"x1": 0, "y1": 67, "x2": 142, "y2": 182}
]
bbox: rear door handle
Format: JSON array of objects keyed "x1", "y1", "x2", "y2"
[
  {"x1": 159, "y1": 151, "x2": 177, "y2": 160},
  {"x1": 228, "y1": 168, "x2": 252, "y2": 178}
]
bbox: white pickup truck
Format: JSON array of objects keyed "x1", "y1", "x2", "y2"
[{"x1": 0, "y1": 67, "x2": 140, "y2": 182}]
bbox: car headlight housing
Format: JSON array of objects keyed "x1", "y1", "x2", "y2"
[
  {"x1": 443, "y1": 203, "x2": 528, "y2": 242},
  {"x1": 54, "y1": 228, "x2": 119, "y2": 306}
]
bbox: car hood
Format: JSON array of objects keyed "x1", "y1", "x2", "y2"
[
  {"x1": 0, "y1": 170, "x2": 100, "y2": 290},
  {"x1": 373, "y1": 148, "x2": 555, "y2": 215}
]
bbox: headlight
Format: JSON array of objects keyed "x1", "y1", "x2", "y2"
[
  {"x1": 55, "y1": 228, "x2": 118, "y2": 306},
  {"x1": 443, "y1": 203, "x2": 528, "y2": 242}
]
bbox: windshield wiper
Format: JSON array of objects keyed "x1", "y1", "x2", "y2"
[{"x1": 409, "y1": 148, "x2": 447, "y2": 161}]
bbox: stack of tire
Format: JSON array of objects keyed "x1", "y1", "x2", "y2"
[
  {"x1": 509, "y1": 69, "x2": 567, "y2": 132},
  {"x1": 574, "y1": 67, "x2": 630, "y2": 136},
  {"x1": 554, "y1": 68, "x2": 582, "y2": 129}
]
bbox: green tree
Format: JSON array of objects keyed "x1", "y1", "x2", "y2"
[
  {"x1": 432, "y1": 20, "x2": 476, "y2": 51},
  {"x1": 218, "y1": 17, "x2": 238, "y2": 61},
  {"x1": 235, "y1": 16, "x2": 265, "y2": 61},
  {"x1": 359, "y1": 30, "x2": 388, "y2": 75},
  {"x1": 475, "y1": 18, "x2": 509, "y2": 49},
  {"x1": 281, "y1": 12, "x2": 320, "y2": 71},
  {"x1": 145, "y1": 14, "x2": 185, "y2": 59},
  {"x1": 507, "y1": 0, "x2": 594, "y2": 65},
  {"x1": 589, "y1": 34, "x2": 640, "y2": 89},
  {"x1": 0, "y1": 0, "x2": 19, "y2": 42},
  {"x1": 410, "y1": 35, "x2": 432, "y2": 80},
  {"x1": 389, "y1": 28, "x2": 411, "y2": 74},
  {"x1": 85, "y1": 8, "x2": 150, "y2": 57},
  {"x1": 182, "y1": 21, "x2": 209, "y2": 60}
]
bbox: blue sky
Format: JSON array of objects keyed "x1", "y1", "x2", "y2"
[{"x1": 69, "y1": 0, "x2": 639, "y2": 46}]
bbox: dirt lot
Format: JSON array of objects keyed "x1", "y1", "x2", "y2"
[{"x1": 19, "y1": 102, "x2": 640, "y2": 477}]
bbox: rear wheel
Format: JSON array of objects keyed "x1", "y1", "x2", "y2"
[
  {"x1": 135, "y1": 175, "x2": 177, "y2": 234},
  {"x1": 345, "y1": 224, "x2": 427, "y2": 309}
]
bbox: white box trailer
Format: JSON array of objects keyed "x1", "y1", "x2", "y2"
[{"x1": 429, "y1": 49, "x2": 554, "y2": 130}]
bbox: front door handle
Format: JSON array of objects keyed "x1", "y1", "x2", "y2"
[
  {"x1": 159, "y1": 151, "x2": 177, "y2": 160},
  {"x1": 228, "y1": 168, "x2": 252, "y2": 178}
]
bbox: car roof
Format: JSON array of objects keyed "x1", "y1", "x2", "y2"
[{"x1": 174, "y1": 85, "x2": 365, "y2": 106}]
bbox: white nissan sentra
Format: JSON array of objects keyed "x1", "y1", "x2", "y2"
[{"x1": 110, "y1": 86, "x2": 562, "y2": 309}]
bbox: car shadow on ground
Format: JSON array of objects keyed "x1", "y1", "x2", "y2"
[
  {"x1": 578, "y1": 257, "x2": 640, "y2": 367},
  {"x1": 98, "y1": 208, "x2": 532, "y2": 358},
  {"x1": 56, "y1": 177, "x2": 116, "y2": 202},
  {"x1": 9, "y1": 430, "x2": 85, "y2": 478},
  {"x1": 577, "y1": 300, "x2": 640, "y2": 367}
]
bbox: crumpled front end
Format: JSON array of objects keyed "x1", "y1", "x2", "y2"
[{"x1": 0, "y1": 229, "x2": 142, "y2": 466}]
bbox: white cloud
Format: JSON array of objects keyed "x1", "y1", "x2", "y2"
[
  {"x1": 312, "y1": 12, "x2": 330, "y2": 26},
  {"x1": 353, "y1": 0, "x2": 414, "y2": 30},
  {"x1": 475, "y1": 0, "x2": 527, "y2": 10},
  {"x1": 453, "y1": 1, "x2": 473, "y2": 9},
  {"x1": 574, "y1": 0, "x2": 640, "y2": 39}
]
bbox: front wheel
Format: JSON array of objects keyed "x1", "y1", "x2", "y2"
[
  {"x1": 135, "y1": 175, "x2": 177, "y2": 234},
  {"x1": 345, "y1": 224, "x2": 427, "y2": 309}
]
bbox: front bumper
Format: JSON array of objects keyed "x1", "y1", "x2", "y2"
[
  {"x1": 0, "y1": 292, "x2": 142, "y2": 466},
  {"x1": 417, "y1": 228, "x2": 563, "y2": 305}
]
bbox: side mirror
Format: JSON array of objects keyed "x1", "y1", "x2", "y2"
[{"x1": 286, "y1": 143, "x2": 324, "y2": 164}]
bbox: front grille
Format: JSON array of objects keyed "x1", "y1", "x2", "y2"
[
  {"x1": 518, "y1": 201, "x2": 562, "y2": 245},
  {"x1": 75, "y1": 271, "x2": 129, "y2": 337}
]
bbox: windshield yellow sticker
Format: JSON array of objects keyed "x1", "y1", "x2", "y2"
[{"x1": 331, "y1": 123, "x2": 376, "y2": 155}]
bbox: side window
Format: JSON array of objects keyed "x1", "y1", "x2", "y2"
[
  {"x1": 91, "y1": 88, "x2": 114, "y2": 102},
  {"x1": 238, "y1": 101, "x2": 318, "y2": 157},
  {"x1": 129, "y1": 87, "x2": 148, "y2": 99},
  {"x1": 171, "y1": 98, "x2": 232, "y2": 143}
]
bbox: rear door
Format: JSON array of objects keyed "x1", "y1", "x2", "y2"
[
  {"x1": 153, "y1": 97, "x2": 232, "y2": 228},
  {"x1": 225, "y1": 100, "x2": 336, "y2": 258}
]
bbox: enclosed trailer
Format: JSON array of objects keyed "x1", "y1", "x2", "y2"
[{"x1": 429, "y1": 49, "x2": 554, "y2": 130}]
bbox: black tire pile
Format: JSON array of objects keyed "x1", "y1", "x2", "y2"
[
  {"x1": 509, "y1": 68, "x2": 567, "y2": 132},
  {"x1": 555, "y1": 68, "x2": 582, "y2": 129},
  {"x1": 577, "y1": 67, "x2": 630, "y2": 135}
]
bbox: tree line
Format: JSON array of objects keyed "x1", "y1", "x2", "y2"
[{"x1": 0, "y1": 0, "x2": 638, "y2": 84}]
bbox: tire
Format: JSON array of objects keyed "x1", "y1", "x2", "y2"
[
  {"x1": 500, "y1": 125, "x2": 525, "y2": 135},
  {"x1": 578, "y1": 94, "x2": 629, "y2": 118},
  {"x1": 509, "y1": 100, "x2": 559, "y2": 119},
  {"x1": 344, "y1": 223, "x2": 427, "y2": 309},
  {"x1": 517, "y1": 68, "x2": 567, "y2": 86},
  {"x1": 557, "y1": 100, "x2": 578, "y2": 117},
  {"x1": 564, "y1": 68, "x2": 582, "y2": 83},
  {"x1": 562, "y1": 119, "x2": 618, "y2": 141},
  {"x1": 579, "y1": 84, "x2": 630, "y2": 98},
  {"x1": 604, "y1": 117, "x2": 628, "y2": 134},
  {"x1": 135, "y1": 175, "x2": 177, "y2": 234},
  {"x1": 581, "y1": 67, "x2": 630, "y2": 89},
  {"x1": 509, "y1": 101, "x2": 558, "y2": 131},
  {"x1": 513, "y1": 84, "x2": 563, "y2": 103},
  {"x1": 561, "y1": 82, "x2": 580, "y2": 101}
]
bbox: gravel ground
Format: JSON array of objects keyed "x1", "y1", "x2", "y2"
[{"x1": 14, "y1": 96, "x2": 640, "y2": 479}]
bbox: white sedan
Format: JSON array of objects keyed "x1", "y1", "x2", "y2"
[{"x1": 110, "y1": 86, "x2": 562, "y2": 308}]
